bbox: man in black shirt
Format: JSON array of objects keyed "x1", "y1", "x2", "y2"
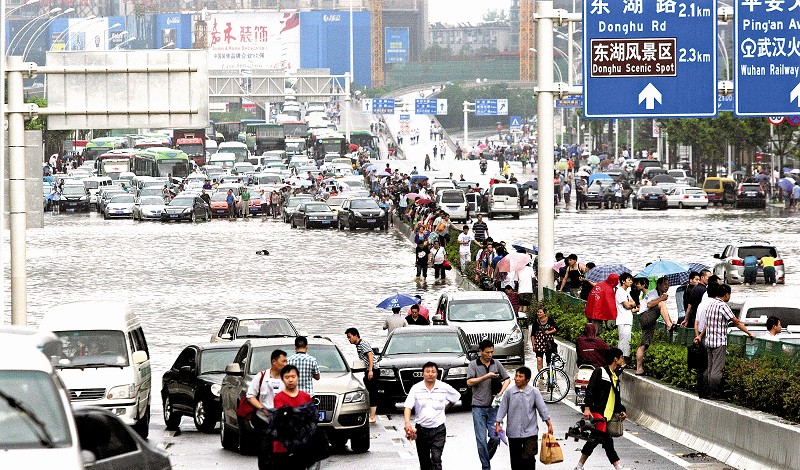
[
  {"x1": 472, "y1": 214, "x2": 489, "y2": 244},
  {"x1": 683, "y1": 269, "x2": 710, "y2": 328},
  {"x1": 405, "y1": 304, "x2": 430, "y2": 326}
]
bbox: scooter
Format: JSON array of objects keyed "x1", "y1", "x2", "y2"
[
  {"x1": 574, "y1": 364, "x2": 595, "y2": 406},
  {"x1": 480, "y1": 161, "x2": 487, "y2": 174}
]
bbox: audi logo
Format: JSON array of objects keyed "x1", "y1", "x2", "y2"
[
  {"x1": 313, "y1": 397, "x2": 321, "y2": 406},
  {"x1": 413, "y1": 371, "x2": 423, "y2": 378}
]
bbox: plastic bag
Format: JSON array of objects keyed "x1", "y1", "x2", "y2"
[{"x1": 539, "y1": 433, "x2": 564, "y2": 464}]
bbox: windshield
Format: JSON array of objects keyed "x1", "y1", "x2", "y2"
[
  {"x1": 220, "y1": 147, "x2": 248, "y2": 162},
  {"x1": 257, "y1": 175, "x2": 282, "y2": 184},
  {"x1": 448, "y1": 299, "x2": 515, "y2": 322},
  {"x1": 288, "y1": 197, "x2": 310, "y2": 208},
  {"x1": 385, "y1": 333, "x2": 464, "y2": 355},
  {"x1": 110, "y1": 195, "x2": 134, "y2": 204},
  {"x1": 237, "y1": 318, "x2": 297, "y2": 338},
  {"x1": 157, "y1": 160, "x2": 189, "y2": 179},
  {"x1": 199, "y1": 349, "x2": 239, "y2": 374},
  {"x1": 84, "y1": 147, "x2": 109, "y2": 161},
  {"x1": 741, "y1": 184, "x2": 762, "y2": 192},
  {"x1": 351, "y1": 199, "x2": 379, "y2": 210},
  {"x1": 250, "y1": 344, "x2": 346, "y2": 374},
  {"x1": 53, "y1": 330, "x2": 129, "y2": 368},
  {"x1": 179, "y1": 144, "x2": 204, "y2": 155},
  {"x1": 737, "y1": 246, "x2": 777, "y2": 259},
  {"x1": 0, "y1": 370, "x2": 71, "y2": 449},
  {"x1": 61, "y1": 186, "x2": 85, "y2": 196},
  {"x1": 235, "y1": 164, "x2": 255, "y2": 173},
  {"x1": 170, "y1": 198, "x2": 194, "y2": 207},
  {"x1": 668, "y1": 170, "x2": 685, "y2": 177},
  {"x1": 493, "y1": 187, "x2": 518, "y2": 197},
  {"x1": 441, "y1": 192, "x2": 465, "y2": 204},
  {"x1": 745, "y1": 307, "x2": 800, "y2": 325},
  {"x1": 304, "y1": 204, "x2": 330, "y2": 212},
  {"x1": 140, "y1": 197, "x2": 164, "y2": 206},
  {"x1": 211, "y1": 192, "x2": 228, "y2": 201},
  {"x1": 704, "y1": 179, "x2": 721, "y2": 190}
]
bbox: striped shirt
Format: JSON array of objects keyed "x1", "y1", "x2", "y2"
[
  {"x1": 355, "y1": 339, "x2": 374, "y2": 371},
  {"x1": 472, "y1": 222, "x2": 489, "y2": 241},
  {"x1": 403, "y1": 380, "x2": 461, "y2": 429},
  {"x1": 286, "y1": 352, "x2": 321, "y2": 396},
  {"x1": 702, "y1": 298, "x2": 734, "y2": 348}
]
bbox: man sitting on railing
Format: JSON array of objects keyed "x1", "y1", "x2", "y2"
[{"x1": 576, "y1": 323, "x2": 609, "y2": 368}]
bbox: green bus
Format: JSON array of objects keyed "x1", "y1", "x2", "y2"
[
  {"x1": 349, "y1": 130, "x2": 380, "y2": 159},
  {"x1": 130, "y1": 147, "x2": 191, "y2": 178},
  {"x1": 83, "y1": 137, "x2": 127, "y2": 162}
]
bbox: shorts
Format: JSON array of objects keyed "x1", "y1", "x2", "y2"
[
  {"x1": 535, "y1": 350, "x2": 552, "y2": 362},
  {"x1": 519, "y1": 293, "x2": 532, "y2": 307}
]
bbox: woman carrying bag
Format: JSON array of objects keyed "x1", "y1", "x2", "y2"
[{"x1": 574, "y1": 347, "x2": 631, "y2": 470}]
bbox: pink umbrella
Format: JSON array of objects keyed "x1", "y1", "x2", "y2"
[
  {"x1": 497, "y1": 253, "x2": 532, "y2": 273},
  {"x1": 416, "y1": 197, "x2": 433, "y2": 205},
  {"x1": 406, "y1": 193, "x2": 421, "y2": 200},
  {"x1": 552, "y1": 259, "x2": 566, "y2": 272}
]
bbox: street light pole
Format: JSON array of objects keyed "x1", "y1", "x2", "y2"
[
  {"x1": 7, "y1": 0, "x2": 40, "y2": 17},
  {"x1": 51, "y1": 15, "x2": 99, "y2": 51},
  {"x1": 6, "y1": 55, "x2": 27, "y2": 325},
  {"x1": 6, "y1": 7, "x2": 61, "y2": 54},
  {"x1": 22, "y1": 7, "x2": 75, "y2": 61}
]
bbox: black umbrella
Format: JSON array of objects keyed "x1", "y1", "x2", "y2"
[
  {"x1": 651, "y1": 174, "x2": 677, "y2": 184},
  {"x1": 520, "y1": 180, "x2": 538, "y2": 189}
]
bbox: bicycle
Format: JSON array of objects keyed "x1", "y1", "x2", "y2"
[{"x1": 533, "y1": 349, "x2": 571, "y2": 404}]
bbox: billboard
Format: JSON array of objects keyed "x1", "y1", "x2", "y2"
[
  {"x1": 155, "y1": 14, "x2": 192, "y2": 49},
  {"x1": 49, "y1": 17, "x2": 126, "y2": 52},
  {"x1": 384, "y1": 27, "x2": 409, "y2": 64},
  {"x1": 207, "y1": 12, "x2": 300, "y2": 72},
  {"x1": 299, "y1": 11, "x2": 371, "y2": 87}
]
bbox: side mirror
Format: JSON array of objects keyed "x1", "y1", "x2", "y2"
[
  {"x1": 713, "y1": 254, "x2": 721, "y2": 259},
  {"x1": 179, "y1": 365, "x2": 193, "y2": 375},
  {"x1": 132, "y1": 350, "x2": 148, "y2": 365},
  {"x1": 81, "y1": 450, "x2": 97, "y2": 467},
  {"x1": 350, "y1": 360, "x2": 367, "y2": 372},
  {"x1": 225, "y1": 363, "x2": 243, "y2": 376}
]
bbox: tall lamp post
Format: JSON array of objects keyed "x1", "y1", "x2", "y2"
[
  {"x1": 6, "y1": 7, "x2": 61, "y2": 54},
  {"x1": 6, "y1": 0, "x2": 40, "y2": 17},
  {"x1": 112, "y1": 37, "x2": 136, "y2": 50},
  {"x1": 22, "y1": 7, "x2": 75, "y2": 61},
  {"x1": 50, "y1": 15, "x2": 99, "y2": 51}
]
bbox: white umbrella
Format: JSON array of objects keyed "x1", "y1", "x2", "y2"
[
  {"x1": 790, "y1": 169, "x2": 800, "y2": 174},
  {"x1": 575, "y1": 170, "x2": 590, "y2": 177}
]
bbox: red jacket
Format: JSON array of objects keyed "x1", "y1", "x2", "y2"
[{"x1": 585, "y1": 274, "x2": 619, "y2": 321}]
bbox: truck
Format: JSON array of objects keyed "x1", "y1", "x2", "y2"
[
  {"x1": 173, "y1": 129, "x2": 207, "y2": 167},
  {"x1": 244, "y1": 123, "x2": 285, "y2": 155}
]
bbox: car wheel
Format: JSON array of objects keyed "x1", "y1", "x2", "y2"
[
  {"x1": 220, "y1": 409, "x2": 239, "y2": 451},
  {"x1": 349, "y1": 219, "x2": 356, "y2": 231},
  {"x1": 163, "y1": 396, "x2": 182, "y2": 430},
  {"x1": 133, "y1": 404, "x2": 150, "y2": 439},
  {"x1": 350, "y1": 427, "x2": 371, "y2": 453},
  {"x1": 512, "y1": 213, "x2": 520, "y2": 219},
  {"x1": 304, "y1": 219, "x2": 310, "y2": 229},
  {"x1": 678, "y1": 202, "x2": 684, "y2": 209},
  {"x1": 194, "y1": 398, "x2": 217, "y2": 433}
]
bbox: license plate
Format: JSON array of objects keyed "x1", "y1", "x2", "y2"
[
  {"x1": 170, "y1": 214, "x2": 179, "y2": 218},
  {"x1": 367, "y1": 219, "x2": 376, "y2": 223},
  {"x1": 215, "y1": 210, "x2": 225, "y2": 213},
  {"x1": 693, "y1": 196, "x2": 700, "y2": 198},
  {"x1": 68, "y1": 203, "x2": 77, "y2": 207},
  {"x1": 649, "y1": 196, "x2": 658, "y2": 199},
  {"x1": 447, "y1": 206, "x2": 459, "y2": 210},
  {"x1": 322, "y1": 220, "x2": 331, "y2": 224},
  {"x1": 116, "y1": 211, "x2": 124, "y2": 215},
  {"x1": 318, "y1": 411, "x2": 326, "y2": 421},
  {"x1": 746, "y1": 192, "x2": 756, "y2": 196}
]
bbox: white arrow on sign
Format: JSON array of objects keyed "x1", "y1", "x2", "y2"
[
  {"x1": 791, "y1": 82, "x2": 800, "y2": 107},
  {"x1": 638, "y1": 83, "x2": 662, "y2": 110}
]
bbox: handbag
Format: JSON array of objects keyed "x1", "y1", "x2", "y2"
[
  {"x1": 443, "y1": 259, "x2": 452, "y2": 270},
  {"x1": 236, "y1": 370, "x2": 266, "y2": 420},
  {"x1": 687, "y1": 342, "x2": 707, "y2": 371},
  {"x1": 539, "y1": 433, "x2": 564, "y2": 464},
  {"x1": 607, "y1": 413, "x2": 624, "y2": 438}
]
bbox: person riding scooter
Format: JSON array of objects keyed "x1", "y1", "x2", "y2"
[{"x1": 479, "y1": 157, "x2": 488, "y2": 175}]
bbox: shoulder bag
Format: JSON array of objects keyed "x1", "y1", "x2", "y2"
[
  {"x1": 236, "y1": 370, "x2": 266, "y2": 420},
  {"x1": 607, "y1": 413, "x2": 624, "y2": 438}
]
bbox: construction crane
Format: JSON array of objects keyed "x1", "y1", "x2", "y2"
[
  {"x1": 519, "y1": 0, "x2": 535, "y2": 82},
  {"x1": 370, "y1": 0, "x2": 384, "y2": 87}
]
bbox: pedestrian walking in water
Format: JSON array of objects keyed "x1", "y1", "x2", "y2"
[
  {"x1": 404, "y1": 362, "x2": 461, "y2": 470},
  {"x1": 433, "y1": 145, "x2": 438, "y2": 160},
  {"x1": 430, "y1": 240, "x2": 447, "y2": 282},
  {"x1": 226, "y1": 189, "x2": 235, "y2": 219},
  {"x1": 467, "y1": 339, "x2": 510, "y2": 470},
  {"x1": 345, "y1": 328, "x2": 378, "y2": 424},
  {"x1": 495, "y1": 366, "x2": 554, "y2": 470}
]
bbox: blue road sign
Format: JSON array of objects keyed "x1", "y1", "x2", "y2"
[
  {"x1": 475, "y1": 99, "x2": 509, "y2": 116},
  {"x1": 509, "y1": 116, "x2": 522, "y2": 129},
  {"x1": 718, "y1": 93, "x2": 734, "y2": 113},
  {"x1": 556, "y1": 97, "x2": 584, "y2": 108},
  {"x1": 414, "y1": 99, "x2": 448, "y2": 115},
  {"x1": 400, "y1": 114, "x2": 410, "y2": 121},
  {"x1": 372, "y1": 98, "x2": 395, "y2": 114},
  {"x1": 583, "y1": 0, "x2": 717, "y2": 118},
  {"x1": 735, "y1": 3, "x2": 800, "y2": 116}
]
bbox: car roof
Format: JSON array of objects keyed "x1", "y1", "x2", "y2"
[
  {"x1": 228, "y1": 314, "x2": 294, "y2": 321},
  {"x1": 741, "y1": 296, "x2": 797, "y2": 310},
  {"x1": 187, "y1": 341, "x2": 245, "y2": 351},
  {"x1": 443, "y1": 291, "x2": 508, "y2": 301},
  {"x1": 41, "y1": 301, "x2": 138, "y2": 332},
  {"x1": 731, "y1": 240, "x2": 775, "y2": 247},
  {"x1": 389, "y1": 325, "x2": 463, "y2": 336},
  {"x1": 0, "y1": 333, "x2": 58, "y2": 372},
  {"x1": 246, "y1": 335, "x2": 335, "y2": 347}
]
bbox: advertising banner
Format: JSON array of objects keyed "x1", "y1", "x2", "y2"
[
  {"x1": 49, "y1": 17, "x2": 126, "y2": 51},
  {"x1": 385, "y1": 27, "x2": 409, "y2": 64},
  {"x1": 207, "y1": 12, "x2": 300, "y2": 72},
  {"x1": 156, "y1": 14, "x2": 192, "y2": 49}
]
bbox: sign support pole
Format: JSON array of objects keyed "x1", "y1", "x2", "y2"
[
  {"x1": 535, "y1": 1, "x2": 555, "y2": 298},
  {"x1": 7, "y1": 56, "x2": 27, "y2": 326},
  {"x1": 463, "y1": 101, "x2": 472, "y2": 152},
  {"x1": 344, "y1": 73, "x2": 351, "y2": 142}
]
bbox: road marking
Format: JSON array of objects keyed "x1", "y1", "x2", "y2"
[{"x1": 558, "y1": 399, "x2": 691, "y2": 468}]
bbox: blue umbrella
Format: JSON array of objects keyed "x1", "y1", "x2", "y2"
[
  {"x1": 636, "y1": 260, "x2": 690, "y2": 286},
  {"x1": 778, "y1": 177, "x2": 794, "y2": 192},
  {"x1": 511, "y1": 242, "x2": 538, "y2": 254},
  {"x1": 585, "y1": 264, "x2": 631, "y2": 283},
  {"x1": 686, "y1": 262, "x2": 710, "y2": 274},
  {"x1": 588, "y1": 173, "x2": 612, "y2": 184},
  {"x1": 376, "y1": 293, "x2": 419, "y2": 310}
]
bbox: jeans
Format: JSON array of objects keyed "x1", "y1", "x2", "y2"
[
  {"x1": 509, "y1": 436, "x2": 538, "y2": 470},
  {"x1": 705, "y1": 345, "x2": 727, "y2": 397},
  {"x1": 764, "y1": 266, "x2": 776, "y2": 284},
  {"x1": 743, "y1": 266, "x2": 757, "y2": 284},
  {"x1": 415, "y1": 424, "x2": 446, "y2": 470},
  {"x1": 416, "y1": 263, "x2": 428, "y2": 278},
  {"x1": 433, "y1": 264, "x2": 445, "y2": 279},
  {"x1": 460, "y1": 252, "x2": 471, "y2": 271},
  {"x1": 472, "y1": 407, "x2": 499, "y2": 469}
]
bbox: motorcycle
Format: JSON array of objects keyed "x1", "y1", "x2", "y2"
[
  {"x1": 479, "y1": 161, "x2": 487, "y2": 175},
  {"x1": 574, "y1": 364, "x2": 595, "y2": 406}
]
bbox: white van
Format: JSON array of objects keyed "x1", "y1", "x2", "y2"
[
  {"x1": 209, "y1": 152, "x2": 237, "y2": 171},
  {"x1": 0, "y1": 334, "x2": 85, "y2": 469},
  {"x1": 39, "y1": 301, "x2": 152, "y2": 438},
  {"x1": 82, "y1": 176, "x2": 113, "y2": 208},
  {"x1": 217, "y1": 141, "x2": 250, "y2": 163},
  {"x1": 436, "y1": 189, "x2": 468, "y2": 222},
  {"x1": 487, "y1": 184, "x2": 521, "y2": 219}
]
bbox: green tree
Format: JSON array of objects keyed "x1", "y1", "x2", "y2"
[{"x1": 25, "y1": 97, "x2": 73, "y2": 158}]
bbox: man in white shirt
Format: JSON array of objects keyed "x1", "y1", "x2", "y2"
[
  {"x1": 404, "y1": 362, "x2": 461, "y2": 470},
  {"x1": 517, "y1": 258, "x2": 535, "y2": 313},
  {"x1": 457, "y1": 225, "x2": 474, "y2": 274},
  {"x1": 615, "y1": 273, "x2": 636, "y2": 358},
  {"x1": 246, "y1": 349, "x2": 287, "y2": 470}
]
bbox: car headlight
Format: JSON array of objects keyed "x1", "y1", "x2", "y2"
[
  {"x1": 344, "y1": 390, "x2": 366, "y2": 403},
  {"x1": 447, "y1": 366, "x2": 468, "y2": 379},
  {"x1": 183, "y1": 207, "x2": 192, "y2": 213},
  {"x1": 352, "y1": 211, "x2": 363, "y2": 217},
  {"x1": 378, "y1": 210, "x2": 385, "y2": 217},
  {"x1": 210, "y1": 384, "x2": 222, "y2": 396},
  {"x1": 507, "y1": 325, "x2": 523, "y2": 344},
  {"x1": 107, "y1": 384, "x2": 136, "y2": 400},
  {"x1": 309, "y1": 216, "x2": 319, "y2": 220},
  {"x1": 379, "y1": 368, "x2": 395, "y2": 378}
]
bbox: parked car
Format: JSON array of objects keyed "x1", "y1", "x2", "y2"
[
  {"x1": 162, "y1": 343, "x2": 241, "y2": 433},
  {"x1": 736, "y1": 296, "x2": 800, "y2": 331},
  {"x1": 133, "y1": 196, "x2": 167, "y2": 221},
  {"x1": 436, "y1": 189, "x2": 468, "y2": 221},
  {"x1": 631, "y1": 186, "x2": 668, "y2": 210},
  {"x1": 60, "y1": 183, "x2": 91, "y2": 212},
  {"x1": 210, "y1": 191, "x2": 233, "y2": 218},
  {"x1": 666, "y1": 186, "x2": 708, "y2": 208},
  {"x1": 73, "y1": 407, "x2": 172, "y2": 469},
  {"x1": 291, "y1": 201, "x2": 336, "y2": 229},
  {"x1": 210, "y1": 314, "x2": 300, "y2": 342},
  {"x1": 667, "y1": 169, "x2": 696, "y2": 186},
  {"x1": 103, "y1": 194, "x2": 136, "y2": 219},
  {"x1": 162, "y1": 195, "x2": 211, "y2": 222},
  {"x1": 337, "y1": 197, "x2": 387, "y2": 231},
  {"x1": 702, "y1": 177, "x2": 736, "y2": 205},
  {"x1": 634, "y1": 160, "x2": 663, "y2": 180},
  {"x1": 97, "y1": 189, "x2": 126, "y2": 214},
  {"x1": 585, "y1": 180, "x2": 614, "y2": 208},
  {"x1": 220, "y1": 337, "x2": 370, "y2": 454},
  {"x1": 282, "y1": 195, "x2": 314, "y2": 223},
  {"x1": 432, "y1": 291, "x2": 525, "y2": 364},
  {"x1": 713, "y1": 241, "x2": 785, "y2": 284},
  {"x1": 734, "y1": 183, "x2": 767, "y2": 209},
  {"x1": 375, "y1": 326, "x2": 476, "y2": 410}
]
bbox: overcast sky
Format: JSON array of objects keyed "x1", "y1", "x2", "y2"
[{"x1": 428, "y1": 0, "x2": 513, "y2": 24}]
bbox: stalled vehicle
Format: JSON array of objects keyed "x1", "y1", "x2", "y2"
[{"x1": 291, "y1": 201, "x2": 336, "y2": 229}]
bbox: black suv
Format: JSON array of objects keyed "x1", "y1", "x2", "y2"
[
  {"x1": 734, "y1": 183, "x2": 767, "y2": 209},
  {"x1": 337, "y1": 197, "x2": 387, "y2": 231},
  {"x1": 60, "y1": 184, "x2": 90, "y2": 212},
  {"x1": 634, "y1": 160, "x2": 663, "y2": 181},
  {"x1": 375, "y1": 326, "x2": 476, "y2": 410}
]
